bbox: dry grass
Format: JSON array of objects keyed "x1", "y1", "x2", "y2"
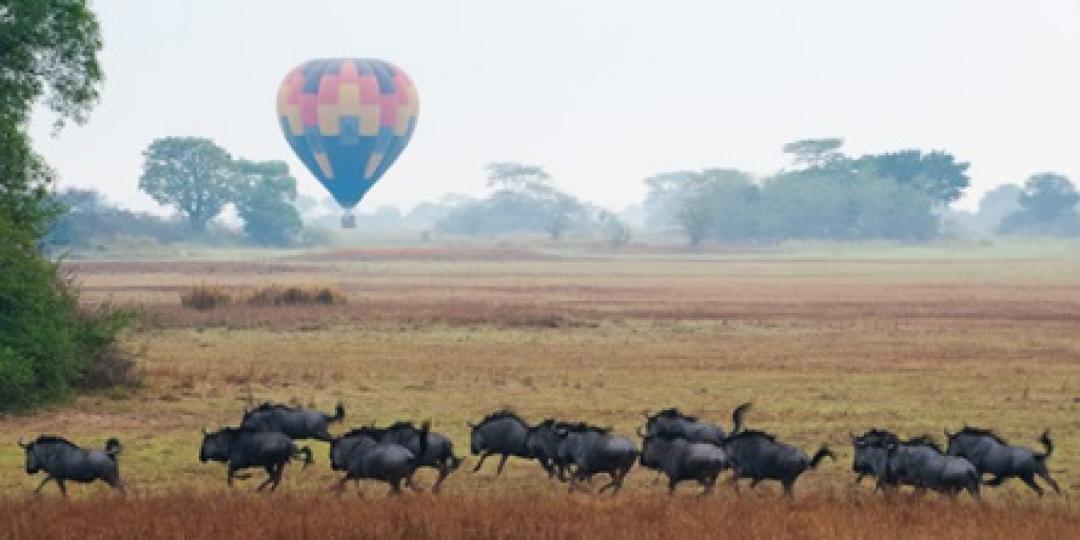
[
  {"x1": 1, "y1": 249, "x2": 1078, "y2": 537},
  {"x1": 0, "y1": 492, "x2": 1076, "y2": 540},
  {"x1": 179, "y1": 283, "x2": 346, "y2": 311},
  {"x1": 180, "y1": 284, "x2": 232, "y2": 311}
]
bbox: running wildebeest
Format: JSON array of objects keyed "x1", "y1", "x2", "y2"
[
  {"x1": 944, "y1": 426, "x2": 1061, "y2": 496},
  {"x1": 638, "y1": 430, "x2": 728, "y2": 495},
  {"x1": 18, "y1": 436, "x2": 125, "y2": 496},
  {"x1": 330, "y1": 423, "x2": 429, "y2": 495},
  {"x1": 642, "y1": 402, "x2": 751, "y2": 444},
  {"x1": 878, "y1": 434, "x2": 980, "y2": 500},
  {"x1": 240, "y1": 402, "x2": 345, "y2": 442},
  {"x1": 721, "y1": 429, "x2": 834, "y2": 497},
  {"x1": 332, "y1": 421, "x2": 462, "y2": 493},
  {"x1": 468, "y1": 410, "x2": 531, "y2": 475},
  {"x1": 526, "y1": 419, "x2": 575, "y2": 480},
  {"x1": 554, "y1": 423, "x2": 638, "y2": 494},
  {"x1": 199, "y1": 427, "x2": 313, "y2": 491},
  {"x1": 851, "y1": 428, "x2": 898, "y2": 487}
]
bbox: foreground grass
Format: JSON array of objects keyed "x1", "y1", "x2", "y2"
[{"x1": 1, "y1": 492, "x2": 1076, "y2": 540}]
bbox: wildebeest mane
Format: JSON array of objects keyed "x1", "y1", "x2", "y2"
[
  {"x1": 479, "y1": 409, "x2": 527, "y2": 426},
  {"x1": 903, "y1": 435, "x2": 944, "y2": 453},
  {"x1": 32, "y1": 435, "x2": 79, "y2": 448},
  {"x1": 650, "y1": 408, "x2": 698, "y2": 422},
  {"x1": 338, "y1": 426, "x2": 387, "y2": 440},
  {"x1": 563, "y1": 422, "x2": 611, "y2": 434},
  {"x1": 957, "y1": 426, "x2": 1006, "y2": 445}
]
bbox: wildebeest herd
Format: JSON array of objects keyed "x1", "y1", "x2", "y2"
[{"x1": 16, "y1": 401, "x2": 1062, "y2": 500}]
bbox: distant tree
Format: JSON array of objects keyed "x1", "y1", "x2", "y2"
[
  {"x1": 975, "y1": 184, "x2": 1023, "y2": 233},
  {"x1": 857, "y1": 150, "x2": 970, "y2": 205},
  {"x1": 138, "y1": 137, "x2": 234, "y2": 232},
  {"x1": 643, "y1": 169, "x2": 757, "y2": 247},
  {"x1": 597, "y1": 210, "x2": 631, "y2": 248},
  {"x1": 999, "y1": 173, "x2": 1080, "y2": 236},
  {"x1": 486, "y1": 161, "x2": 551, "y2": 193},
  {"x1": 782, "y1": 138, "x2": 844, "y2": 169},
  {"x1": 231, "y1": 159, "x2": 301, "y2": 246}
]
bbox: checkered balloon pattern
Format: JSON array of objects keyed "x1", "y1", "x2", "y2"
[{"x1": 277, "y1": 58, "x2": 419, "y2": 210}]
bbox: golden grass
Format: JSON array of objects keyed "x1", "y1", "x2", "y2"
[
  {"x1": 178, "y1": 283, "x2": 346, "y2": 311},
  {"x1": 0, "y1": 492, "x2": 1076, "y2": 540}
]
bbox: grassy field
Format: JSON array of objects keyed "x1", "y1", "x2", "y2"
[{"x1": 2, "y1": 244, "x2": 1078, "y2": 538}]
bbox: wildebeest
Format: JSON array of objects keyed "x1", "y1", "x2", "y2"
[
  {"x1": 332, "y1": 421, "x2": 462, "y2": 493},
  {"x1": 330, "y1": 423, "x2": 429, "y2": 495},
  {"x1": 721, "y1": 429, "x2": 834, "y2": 497},
  {"x1": 878, "y1": 434, "x2": 980, "y2": 499},
  {"x1": 555, "y1": 423, "x2": 638, "y2": 494},
  {"x1": 199, "y1": 427, "x2": 313, "y2": 491},
  {"x1": 944, "y1": 426, "x2": 1061, "y2": 496},
  {"x1": 642, "y1": 402, "x2": 751, "y2": 444},
  {"x1": 851, "y1": 428, "x2": 898, "y2": 487},
  {"x1": 526, "y1": 419, "x2": 575, "y2": 480},
  {"x1": 18, "y1": 436, "x2": 125, "y2": 496},
  {"x1": 468, "y1": 410, "x2": 531, "y2": 475},
  {"x1": 240, "y1": 402, "x2": 345, "y2": 441},
  {"x1": 639, "y1": 431, "x2": 728, "y2": 495}
]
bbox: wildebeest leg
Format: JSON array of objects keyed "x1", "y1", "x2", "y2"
[
  {"x1": 432, "y1": 464, "x2": 450, "y2": 494},
  {"x1": 782, "y1": 478, "x2": 795, "y2": 498},
  {"x1": 333, "y1": 476, "x2": 351, "y2": 494},
  {"x1": 985, "y1": 474, "x2": 1007, "y2": 486},
  {"x1": 853, "y1": 473, "x2": 865, "y2": 484},
  {"x1": 405, "y1": 474, "x2": 423, "y2": 493},
  {"x1": 34, "y1": 475, "x2": 53, "y2": 494},
  {"x1": 598, "y1": 470, "x2": 622, "y2": 494},
  {"x1": 1020, "y1": 473, "x2": 1044, "y2": 497},
  {"x1": 270, "y1": 463, "x2": 287, "y2": 492},
  {"x1": 56, "y1": 479, "x2": 68, "y2": 498},
  {"x1": 106, "y1": 475, "x2": 127, "y2": 496},
  {"x1": 1036, "y1": 469, "x2": 1063, "y2": 496},
  {"x1": 256, "y1": 465, "x2": 276, "y2": 492},
  {"x1": 702, "y1": 474, "x2": 718, "y2": 496},
  {"x1": 389, "y1": 479, "x2": 402, "y2": 496},
  {"x1": 472, "y1": 452, "x2": 492, "y2": 472},
  {"x1": 750, "y1": 478, "x2": 762, "y2": 490},
  {"x1": 495, "y1": 454, "x2": 511, "y2": 476}
]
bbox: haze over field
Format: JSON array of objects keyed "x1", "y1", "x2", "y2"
[{"x1": 30, "y1": 0, "x2": 1080, "y2": 214}]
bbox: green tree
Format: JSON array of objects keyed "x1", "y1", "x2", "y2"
[
  {"x1": 1, "y1": 0, "x2": 134, "y2": 411},
  {"x1": 782, "y1": 138, "x2": 844, "y2": 169},
  {"x1": 856, "y1": 150, "x2": 970, "y2": 205},
  {"x1": 999, "y1": 173, "x2": 1080, "y2": 236},
  {"x1": 975, "y1": 184, "x2": 1022, "y2": 232},
  {"x1": 138, "y1": 137, "x2": 234, "y2": 232},
  {"x1": 643, "y1": 169, "x2": 757, "y2": 247},
  {"x1": 232, "y1": 159, "x2": 302, "y2": 246},
  {"x1": 485, "y1": 161, "x2": 551, "y2": 193}
]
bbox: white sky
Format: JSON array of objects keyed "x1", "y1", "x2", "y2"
[{"x1": 29, "y1": 0, "x2": 1080, "y2": 213}]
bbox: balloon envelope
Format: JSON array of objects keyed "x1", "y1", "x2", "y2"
[{"x1": 277, "y1": 58, "x2": 418, "y2": 210}]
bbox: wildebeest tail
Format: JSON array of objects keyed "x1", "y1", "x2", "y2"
[
  {"x1": 731, "y1": 402, "x2": 752, "y2": 434},
  {"x1": 1036, "y1": 430, "x2": 1053, "y2": 461},
  {"x1": 294, "y1": 445, "x2": 314, "y2": 468},
  {"x1": 810, "y1": 446, "x2": 835, "y2": 469},
  {"x1": 326, "y1": 402, "x2": 346, "y2": 424},
  {"x1": 105, "y1": 438, "x2": 123, "y2": 460}
]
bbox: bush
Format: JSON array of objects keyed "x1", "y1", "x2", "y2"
[
  {"x1": 245, "y1": 284, "x2": 347, "y2": 307},
  {"x1": 180, "y1": 285, "x2": 233, "y2": 310}
]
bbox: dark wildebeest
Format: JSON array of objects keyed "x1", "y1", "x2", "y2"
[
  {"x1": 332, "y1": 421, "x2": 462, "y2": 493},
  {"x1": 944, "y1": 426, "x2": 1061, "y2": 496},
  {"x1": 642, "y1": 402, "x2": 751, "y2": 445},
  {"x1": 555, "y1": 423, "x2": 638, "y2": 494},
  {"x1": 330, "y1": 424, "x2": 429, "y2": 495},
  {"x1": 526, "y1": 419, "x2": 576, "y2": 480},
  {"x1": 18, "y1": 436, "x2": 125, "y2": 496},
  {"x1": 722, "y1": 429, "x2": 834, "y2": 497},
  {"x1": 851, "y1": 428, "x2": 898, "y2": 487},
  {"x1": 639, "y1": 430, "x2": 728, "y2": 495},
  {"x1": 878, "y1": 434, "x2": 980, "y2": 500},
  {"x1": 468, "y1": 410, "x2": 531, "y2": 475},
  {"x1": 240, "y1": 402, "x2": 344, "y2": 442},
  {"x1": 199, "y1": 427, "x2": 313, "y2": 491}
]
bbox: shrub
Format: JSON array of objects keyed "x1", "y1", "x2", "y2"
[
  {"x1": 245, "y1": 284, "x2": 347, "y2": 307},
  {"x1": 181, "y1": 285, "x2": 233, "y2": 310}
]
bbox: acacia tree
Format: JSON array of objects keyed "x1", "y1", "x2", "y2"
[{"x1": 139, "y1": 137, "x2": 234, "y2": 232}]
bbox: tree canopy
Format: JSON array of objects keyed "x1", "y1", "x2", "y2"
[{"x1": 138, "y1": 137, "x2": 235, "y2": 232}]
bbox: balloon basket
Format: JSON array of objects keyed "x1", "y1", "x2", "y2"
[{"x1": 341, "y1": 213, "x2": 357, "y2": 229}]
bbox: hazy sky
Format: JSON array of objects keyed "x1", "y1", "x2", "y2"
[{"x1": 29, "y1": 0, "x2": 1080, "y2": 213}]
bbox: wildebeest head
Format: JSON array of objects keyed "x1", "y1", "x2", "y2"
[
  {"x1": 199, "y1": 428, "x2": 235, "y2": 463},
  {"x1": 851, "y1": 428, "x2": 895, "y2": 477},
  {"x1": 526, "y1": 419, "x2": 568, "y2": 459},
  {"x1": 329, "y1": 427, "x2": 382, "y2": 470},
  {"x1": 638, "y1": 434, "x2": 669, "y2": 469},
  {"x1": 18, "y1": 438, "x2": 41, "y2": 474}
]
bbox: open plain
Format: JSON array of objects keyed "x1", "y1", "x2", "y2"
[{"x1": 1, "y1": 244, "x2": 1078, "y2": 538}]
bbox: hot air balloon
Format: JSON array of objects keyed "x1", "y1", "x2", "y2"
[{"x1": 276, "y1": 58, "x2": 419, "y2": 228}]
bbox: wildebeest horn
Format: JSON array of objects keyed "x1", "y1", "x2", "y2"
[
  {"x1": 641, "y1": 410, "x2": 651, "y2": 419},
  {"x1": 636, "y1": 425, "x2": 645, "y2": 438},
  {"x1": 943, "y1": 428, "x2": 954, "y2": 438},
  {"x1": 17, "y1": 438, "x2": 28, "y2": 449},
  {"x1": 201, "y1": 427, "x2": 209, "y2": 435},
  {"x1": 466, "y1": 421, "x2": 476, "y2": 429}
]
